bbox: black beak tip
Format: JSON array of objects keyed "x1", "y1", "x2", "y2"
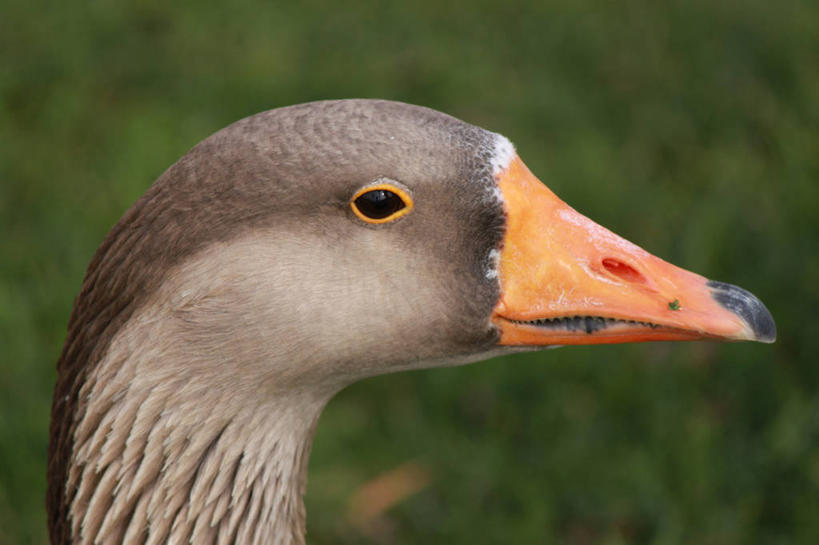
[{"x1": 708, "y1": 280, "x2": 777, "y2": 343}]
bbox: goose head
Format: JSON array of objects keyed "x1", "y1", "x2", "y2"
[{"x1": 49, "y1": 99, "x2": 775, "y2": 544}]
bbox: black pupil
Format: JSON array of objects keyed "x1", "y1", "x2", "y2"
[{"x1": 355, "y1": 189, "x2": 405, "y2": 219}]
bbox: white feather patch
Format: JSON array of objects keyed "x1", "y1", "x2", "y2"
[
  {"x1": 483, "y1": 133, "x2": 516, "y2": 281},
  {"x1": 483, "y1": 134, "x2": 515, "y2": 281},
  {"x1": 485, "y1": 249, "x2": 501, "y2": 280},
  {"x1": 489, "y1": 133, "x2": 516, "y2": 176}
]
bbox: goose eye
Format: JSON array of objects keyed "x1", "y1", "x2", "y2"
[
  {"x1": 356, "y1": 190, "x2": 403, "y2": 218},
  {"x1": 350, "y1": 184, "x2": 413, "y2": 224}
]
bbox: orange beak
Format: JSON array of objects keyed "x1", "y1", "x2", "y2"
[{"x1": 492, "y1": 156, "x2": 776, "y2": 346}]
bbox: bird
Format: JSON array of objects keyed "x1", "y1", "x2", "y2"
[{"x1": 48, "y1": 99, "x2": 776, "y2": 545}]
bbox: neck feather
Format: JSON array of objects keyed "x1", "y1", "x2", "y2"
[{"x1": 65, "y1": 294, "x2": 337, "y2": 545}]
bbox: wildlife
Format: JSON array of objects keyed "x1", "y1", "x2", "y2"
[{"x1": 48, "y1": 99, "x2": 775, "y2": 544}]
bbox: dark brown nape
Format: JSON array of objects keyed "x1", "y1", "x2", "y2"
[{"x1": 47, "y1": 99, "x2": 506, "y2": 543}]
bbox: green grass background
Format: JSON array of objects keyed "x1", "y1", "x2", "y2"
[{"x1": 2, "y1": 0, "x2": 817, "y2": 543}]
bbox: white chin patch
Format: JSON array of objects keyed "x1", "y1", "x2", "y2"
[{"x1": 489, "y1": 133, "x2": 516, "y2": 176}]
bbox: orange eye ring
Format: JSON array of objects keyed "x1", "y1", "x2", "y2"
[{"x1": 350, "y1": 183, "x2": 414, "y2": 224}]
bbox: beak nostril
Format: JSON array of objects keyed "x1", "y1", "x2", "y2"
[{"x1": 602, "y1": 258, "x2": 647, "y2": 284}]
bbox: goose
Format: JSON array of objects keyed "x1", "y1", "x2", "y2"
[{"x1": 48, "y1": 99, "x2": 776, "y2": 545}]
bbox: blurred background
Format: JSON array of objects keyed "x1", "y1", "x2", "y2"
[{"x1": 1, "y1": 0, "x2": 817, "y2": 543}]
